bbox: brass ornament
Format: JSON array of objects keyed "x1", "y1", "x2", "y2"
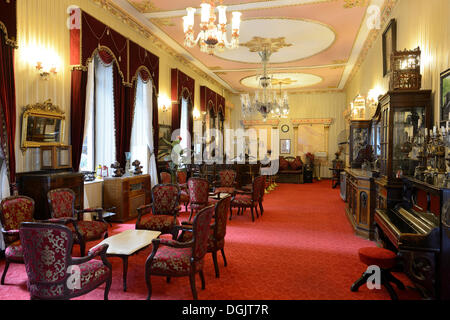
[{"x1": 240, "y1": 37, "x2": 293, "y2": 53}]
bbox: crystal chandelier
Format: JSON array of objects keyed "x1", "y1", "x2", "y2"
[
  {"x1": 241, "y1": 48, "x2": 290, "y2": 121},
  {"x1": 183, "y1": 1, "x2": 242, "y2": 55}
]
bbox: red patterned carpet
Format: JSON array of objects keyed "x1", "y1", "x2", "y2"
[{"x1": 0, "y1": 181, "x2": 421, "y2": 300}]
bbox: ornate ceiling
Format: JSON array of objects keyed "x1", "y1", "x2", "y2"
[{"x1": 108, "y1": 0, "x2": 392, "y2": 93}]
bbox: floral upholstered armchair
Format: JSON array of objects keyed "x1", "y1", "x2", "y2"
[
  {"x1": 136, "y1": 184, "x2": 181, "y2": 239},
  {"x1": 144, "y1": 205, "x2": 215, "y2": 300},
  {"x1": 179, "y1": 196, "x2": 231, "y2": 278},
  {"x1": 47, "y1": 188, "x2": 109, "y2": 257},
  {"x1": 230, "y1": 176, "x2": 265, "y2": 222},
  {"x1": 19, "y1": 222, "x2": 112, "y2": 300},
  {"x1": 187, "y1": 178, "x2": 212, "y2": 223},
  {"x1": 213, "y1": 170, "x2": 237, "y2": 196},
  {"x1": 0, "y1": 195, "x2": 35, "y2": 285}
]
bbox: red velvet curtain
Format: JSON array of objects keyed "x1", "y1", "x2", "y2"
[
  {"x1": 113, "y1": 65, "x2": 135, "y2": 168},
  {"x1": 0, "y1": 35, "x2": 16, "y2": 188},
  {"x1": 70, "y1": 69, "x2": 88, "y2": 172}
]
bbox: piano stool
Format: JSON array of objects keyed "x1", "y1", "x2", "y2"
[{"x1": 351, "y1": 247, "x2": 405, "y2": 300}]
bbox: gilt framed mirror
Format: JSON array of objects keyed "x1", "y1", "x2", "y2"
[{"x1": 21, "y1": 99, "x2": 65, "y2": 151}]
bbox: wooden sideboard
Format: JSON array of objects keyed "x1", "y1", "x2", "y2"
[
  {"x1": 345, "y1": 169, "x2": 376, "y2": 240},
  {"x1": 103, "y1": 174, "x2": 151, "y2": 223},
  {"x1": 16, "y1": 170, "x2": 84, "y2": 220}
]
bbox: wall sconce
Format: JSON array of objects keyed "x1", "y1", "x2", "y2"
[
  {"x1": 23, "y1": 45, "x2": 61, "y2": 80},
  {"x1": 193, "y1": 108, "x2": 201, "y2": 121},
  {"x1": 158, "y1": 95, "x2": 171, "y2": 113},
  {"x1": 366, "y1": 86, "x2": 384, "y2": 118}
]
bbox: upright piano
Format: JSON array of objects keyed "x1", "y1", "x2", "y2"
[{"x1": 375, "y1": 177, "x2": 450, "y2": 299}]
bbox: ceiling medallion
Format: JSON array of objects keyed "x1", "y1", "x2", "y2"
[
  {"x1": 343, "y1": 0, "x2": 369, "y2": 8},
  {"x1": 240, "y1": 36, "x2": 293, "y2": 54},
  {"x1": 183, "y1": 0, "x2": 242, "y2": 55}
]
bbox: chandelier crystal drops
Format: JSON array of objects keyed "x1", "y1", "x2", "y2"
[
  {"x1": 241, "y1": 48, "x2": 290, "y2": 121},
  {"x1": 183, "y1": 1, "x2": 242, "y2": 55}
]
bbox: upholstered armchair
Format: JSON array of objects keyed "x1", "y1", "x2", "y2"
[
  {"x1": 47, "y1": 188, "x2": 108, "y2": 257},
  {"x1": 0, "y1": 196, "x2": 35, "y2": 285},
  {"x1": 230, "y1": 176, "x2": 265, "y2": 222},
  {"x1": 19, "y1": 222, "x2": 112, "y2": 300},
  {"x1": 160, "y1": 172, "x2": 171, "y2": 184},
  {"x1": 179, "y1": 196, "x2": 231, "y2": 278},
  {"x1": 144, "y1": 205, "x2": 215, "y2": 300},
  {"x1": 135, "y1": 184, "x2": 181, "y2": 239},
  {"x1": 213, "y1": 170, "x2": 237, "y2": 196},
  {"x1": 187, "y1": 178, "x2": 212, "y2": 223}
]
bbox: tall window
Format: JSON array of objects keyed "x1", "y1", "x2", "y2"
[
  {"x1": 80, "y1": 55, "x2": 116, "y2": 172},
  {"x1": 180, "y1": 97, "x2": 189, "y2": 152},
  {"x1": 130, "y1": 74, "x2": 159, "y2": 187}
]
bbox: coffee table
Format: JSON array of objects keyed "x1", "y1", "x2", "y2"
[{"x1": 92, "y1": 229, "x2": 161, "y2": 292}]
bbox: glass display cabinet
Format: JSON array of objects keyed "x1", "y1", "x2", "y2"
[
  {"x1": 370, "y1": 103, "x2": 382, "y2": 173},
  {"x1": 375, "y1": 90, "x2": 432, "y2": 209},
  {"x1": 349, "y1": 120, "x2": 371, "y2": 168}
]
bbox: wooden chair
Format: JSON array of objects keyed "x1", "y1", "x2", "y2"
[
  {"x1": 47, "y1": 188, "x2": 108, "y2": 257},
  {"x1": 187, "y1": 178, "x2": 212, "y2": 223},
  {"x1": 213, "y1": 170, "x2": 237, "y2": 196},
  {"x1": 230, "y1": 176, "x2": 265, "y2": 222},
  {"x1": 179, "y1": 196, "x2": 231, "y2": 278},
  {"x1": 20, "y1": 222, "x2": 112, "y2": 300},
  {"x1": 136, "y1": 184, "x2": 181, "y2": 239},
  {"x1": 144, "y1": 205, "x2": 215, "y2": 300},
  {"x1": 0, "y1": 196, "x2": 35, "y2": 285}
]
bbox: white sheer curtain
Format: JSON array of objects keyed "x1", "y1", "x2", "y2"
[
  {"x1": 180, "y1": 97, "x2": 189, "y2": 152},
  {"x1": 79, "y1": 55, "x2": 115, "y2": 171},
  {"x1": 94, "y1": 56, "x2": 116, "y2": 168},
  {"x1": 130, "y1": 75, "x2": 158, "y2": 187},
  {"x1": 0, "y1": 148, "x2": 10, "y2": 251}
]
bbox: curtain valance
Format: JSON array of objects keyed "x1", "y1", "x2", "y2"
[
  {"x1": 171, "y1": 69, "x2": 195, "y2": 132},
  {"x1": 0, "y1": 0, "x2": 17, "y2": 48}
]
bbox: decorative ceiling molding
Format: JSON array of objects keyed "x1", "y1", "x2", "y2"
[
  {"x1": 242, "y1": 119, "x2": 281, "y2": 127},
  {"x1": 271, "y1": 78, "x2": 297, "y2": 85},
  {"x1": 240, "y1": 36, "x2": 293, "y2": 53},
  {"x1": 343, "y1": 0, "x2": 398, "y2": 87},
  {"x1": 291, "y1": 118, "x2": 333, "y2": 125},
  {"x1": 343, "y1": 0, "x2": 369, "y2": 8},
  {"x1": 129, "y1": 0, "x2": 160, "y2": 13},
  {"x1": 92, "y1": 0, "x2": 233, "y2": 95}
]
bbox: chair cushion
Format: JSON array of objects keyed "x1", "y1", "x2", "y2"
[
  {"x1": 137, "y1": 215, "x2": 180, "y2": 234},
  {"x1": 290, "y1": 157, "x2": 303, "y2": 170},
  {"x1": 358, "y1": 247, "x2": 397, "y2": 270},
  {"x1": 279, "y1": 157, "x2": 289, "y2": 171},
  {"x1": 5, "y1": 241, "x2": 24, "y2": 262},
  {"x1": 67, "y1": 221, "x2": 108, "y2": 242},
  {"x1": 149, "y1": 246, "x2": 202, "y2": 276},
  {"x1": 180, "y1": 190, "x2": 190, "y2": 203},
  {"x1": 28, "y1": 259, "x2": 110, "y2": 299},
  {"x1": 214, "y1": 187, "x2": 235, "y2": 194},
  {"x1": 231, "y1": 194, "x2": 253, "y2": 207}
]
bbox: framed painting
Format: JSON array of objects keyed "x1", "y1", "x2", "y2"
[
  {"x1": 382, "y1": 19, "x2": 397, "y2": 77},
  {"x1": 440, "y1": 69, "x2": 450, "y2": 123},
  {"x1": 280, "y1": 139, "x2": 291, "y2": 155}
]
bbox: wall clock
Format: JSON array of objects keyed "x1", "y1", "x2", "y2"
[{"x1": 281, "y1": 125, "x2": 290, "y2": 133}]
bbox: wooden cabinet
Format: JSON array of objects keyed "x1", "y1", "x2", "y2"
[
  {"x1": 103, "y1": 174, "x2": 151, "y2": 223},
  {"x1": 349, "y1": 120, "x2": 371, "y2": 168},
  {"x1": 345, "y1": 169, "x2": 376, "y2": 240},
  {"x1": 16, "y1": 171, "x2": 84, "y2": 220}
]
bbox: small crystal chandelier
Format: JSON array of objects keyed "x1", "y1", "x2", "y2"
[
  {"x1": 183, "y1": 0, "x2": 242, "y2": 55},
  {"x1": 241, "y1": 48, "x2": 290, "y2": 121}
]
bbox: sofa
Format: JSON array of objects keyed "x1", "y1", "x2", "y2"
[{"x1": 277, "y1": 156, "x2": 304, "y2": 184}]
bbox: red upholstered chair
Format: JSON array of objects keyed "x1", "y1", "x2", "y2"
[
  {"x1": 179, "y1": 196, "x2": 231, "y2": 278},
  {"x1": 47, "y1": 188, "x2": 108, "y2": 257},
  {"x1": 187, "y1": 178, "x2": 212, "y2": 223},
  {"x1": 351, "y1": 247, "x2": 405, "y2": 300},
  {"x1": 230, "y1": 176, "x2": 265, "y2": 222},
  {"x1": 0, "y1": 196, "x2": 35, "y2": 285},
  {"x1": 144, "y1": 205, "x2": 215, "y2": 300},
  {"x1": 160, "y1": 172, "x2": 171, "y2": 184},
  {"x1": 19, "y1": 222, "x2": 112, "y2": 300},
  {"x1": 213, "y1": 170, "x2": 237, "y2": 196},
  {"x1": 136, "y1": 184, "x2": 181, "y2": 239}
]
